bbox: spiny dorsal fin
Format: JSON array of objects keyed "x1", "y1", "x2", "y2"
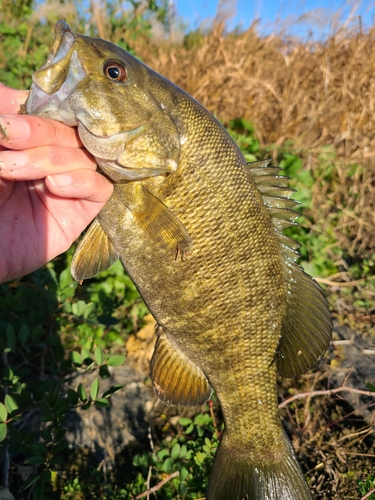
[
  {"x1": 247, "y1": 159, "x2": 300, "y2": 258},
  {"x1": 150, "y1": 325, "x2": 212, "y2": 406},
  {"x1": 248, "y1": 160, "x2": 332, "y2": 377}
]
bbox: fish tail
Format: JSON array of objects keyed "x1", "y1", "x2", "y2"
[{"x1": 206, "y1": 430, "x2": 312, "y2": 500}]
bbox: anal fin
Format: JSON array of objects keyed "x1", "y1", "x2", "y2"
[
  {"x1": 150, "y1": 326, "x2": 211, "y2": 406},
  {"x1": 71, "y1": 218, "x2": 119, "y2": 281}
]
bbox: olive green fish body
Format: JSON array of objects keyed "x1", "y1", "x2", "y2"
[{"x1": 26, "y1": 21, "x2": 332, "y2": 499}]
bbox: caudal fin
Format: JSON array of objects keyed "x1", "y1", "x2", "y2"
[{"x1": 206, "y1": 431, "x2": 312, "y2": 500}]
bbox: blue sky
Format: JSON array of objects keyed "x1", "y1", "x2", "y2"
[{"x1": 174, "y1": 0, "x2": 375, "y2": 37}]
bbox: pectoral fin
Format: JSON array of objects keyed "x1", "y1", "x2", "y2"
[
  {"x1": 71, "y1": 218, "x2": 119, "y2": 281},
  {"x1": 125, "y1": 184, "x2": 193, "y2": 258},
  {"x1": 150, "y1": 326, "x2": 212, "y2": 406}
]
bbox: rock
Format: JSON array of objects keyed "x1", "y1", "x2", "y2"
[
  {"x1": 0, "y1": 487, "x2": 15, "y2": 500},
  {"x1": 330, "y1": 322, "x2": 375, "y2": 423},
  {"x1": 65, "y1": 364, "x2": 154, "y2": 466}
]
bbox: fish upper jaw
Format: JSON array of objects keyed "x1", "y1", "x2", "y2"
[{"x1": 25, "y1": 23, "x2": 84, "y2": 126}]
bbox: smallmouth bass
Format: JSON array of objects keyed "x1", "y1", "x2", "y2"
[{"x1": 26, "y1": 21, "x2": 332, "y2": 499}]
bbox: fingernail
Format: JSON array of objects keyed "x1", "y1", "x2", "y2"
[
  {"x1": 0, "y1": 151, "x2": 28, "y2": 171},
  {"x1": 0, "y1": 115, "x2": 31, "y2": 141},
  {"x1": 47, "y1": 174, "x2": 74, "y2": 187}
]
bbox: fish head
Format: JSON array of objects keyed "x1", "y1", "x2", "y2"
[{"x1": 26, "y1": 20, "x2": 180, "y2": 181}]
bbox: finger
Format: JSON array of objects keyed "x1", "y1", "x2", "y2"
[
  {"x1": 0, "y1": 146, "x2": 97, "y2": 180},
  {"x1": 0, "y1": 83, "x2": 28, "y2": 114},
  {"x1": 0, "y1": 114, "x2": 83, "y2": 150},
  {"x1": 46, "y1": 168, "x2": 113, "y2": 204}
]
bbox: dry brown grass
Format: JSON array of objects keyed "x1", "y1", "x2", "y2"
[{"x1": 131, "y1": 25, "x2": 375, "y2": 258}]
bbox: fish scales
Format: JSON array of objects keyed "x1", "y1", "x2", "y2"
[{"x1": 25, "y1": 21, "x2": 332, "y2": 499}]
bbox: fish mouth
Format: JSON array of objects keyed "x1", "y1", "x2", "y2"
[{"x1": 25, "y1": 22, "x2": 84, "y2": 125}]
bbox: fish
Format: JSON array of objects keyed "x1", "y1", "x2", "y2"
[{"x1": 26, "y1": 21, "x2": 332, "y2": 500}]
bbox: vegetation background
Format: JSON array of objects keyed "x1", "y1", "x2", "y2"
[{"x1": 0, "y1": 0, "x2": 374, "y2": 498}]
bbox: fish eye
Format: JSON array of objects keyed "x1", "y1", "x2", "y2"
[{"x1": 103, "y1": 62, "x2": 127, "y2": 82}]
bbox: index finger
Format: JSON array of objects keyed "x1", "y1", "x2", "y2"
[
  {"x1": 0, "y1": 114, "x2": 83, "y2": 150},
  {"x1": 0, "y1": 83, "x2": 28, "y2": 114}
]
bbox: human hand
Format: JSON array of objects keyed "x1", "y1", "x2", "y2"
[{"x1": 0, "y1": 83, "x2": 113, "y2": 283}]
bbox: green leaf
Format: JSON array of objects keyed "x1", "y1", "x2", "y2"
[
  {"x1": 84, "y1": 302, "x2": 96, "y2": 318},
  {"x1": 171, "y1": 443, "x2": 180, "y2": 460},
  {"x1": 54, "y1": 429, "x2": 65, "y2": 442},
  {"x1": 90, "y1": 378, "x2": 100, "y2": 401},
  {"x1": 31, "y1": 325, "x2": 43, "y2": 342},
  {"x1": 178, "y1": 481, "x2": 187, "y2": 495},
  {"x1": 67, "y1": 389, "x2": 79, "y2": 405},
  {"x1": 366, "y1": 382, "x2": 375, "y2": 392},
  {"x1": 53, "y1": 441, "x2": 69, "y2": 454},
  {"x1": 49, "y1": 455, "x2": 64, "y2": 465},
  {"x1": 157, "y1": 448, "x2": 169, "y2": 460},
  {"x1": 94, "y1": 346, "x2": 104, "y2": 365},
  {"x1": 19, "y1": 473, "x2": 41, "y2": 492},
  {"x1": 102, "y1": 384, "x2": 124, "y2": 398},
  {"x1": 81, "y1": 347, "x2": 92, "y2": 363},
  {"x1": 180, "y1": 466, "x2": 189, "y2": 481},
  {"x1": 0, "y1": 423, "x2": 7, "y2": 442},
  {"x1": 77, "y1": 384, "x2": 87, "y2": 403},
  {"x1": 40, "y1": 427, "x2": 53, "y2": 443},
  {"x1": 162, "y1": 457, "x2": 174, "y2": 472},
  {"x1": 185, "y1": 424, "x2": 194, "y2": 434},
  {"x1": 30, "y1": 444, "x2": 48, "y2": 455},
  {"x1": 5, "y1": 394, "x2": 18, "y2": 414},
  {"x1": 178, "y1": 417, "x2": 192, "y2": 426},
  {"x1": 59, "y1": 268, "x2": 73, "y2": 290},
  {"x1": 19, "y1": 323, "x2": 30, "y2": 346},
  {"x1": 25, "y1": 456, "x2": 46, "y2": 465},
  {"x1": 72, "y1": 300, "x2": 86, "y2": 317},
  {"x1": 99, "y1": 364, "x2": 110, "y2": 378},
  {"x1": 94, "y1": 398, "x2": 110, "y2": 408},
  {"x1": 41, "y1": 469, "x2": 51, "y2": 482},
  {"x1": 33, "y1": 477, "x2": 44, "y2": 500},
  {"x1": 6, "y1": 324, "x2": 16, "y2": 352},
  {"x1": 0, "y1": 403, "x2": 8, "y2": 423},
  {"x1": 71, "y1": 351, "x2": 83, "y2": 367},
  {"x1": 107, "y1": 354, "x2": 126, "y2": 367},
  {"x1": 179, "y1": 444, "x2": 187, "y2": 459}
]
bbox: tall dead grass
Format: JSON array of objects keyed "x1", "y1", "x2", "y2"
[{"x1": 134, "y1": 25, "x2": 375, "y2": 258}]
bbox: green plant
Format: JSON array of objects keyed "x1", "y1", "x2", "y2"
[
  {"x1": 129, "y1": 409, "x2": 220, "y2": 499},
  {"x1": 358, "y1": 474, "x2": 375, "y2": 499},
  {"x1": 0, "y1": 249, "x2": 147, "y2": 498}
]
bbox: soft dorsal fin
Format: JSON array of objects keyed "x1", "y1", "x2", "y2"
[
  {"x1": 276, "y1": 259, "x2": 332, "y2": 377},
  {"x1": 247, "y1": 160, "x2": 332, "y2": 377},
  {"x1": 150, "y1": 325, "x2": 212, "y2": 406},
  {"x1": 71, "y1": 218, "x2": 119, "y2": 281}
]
